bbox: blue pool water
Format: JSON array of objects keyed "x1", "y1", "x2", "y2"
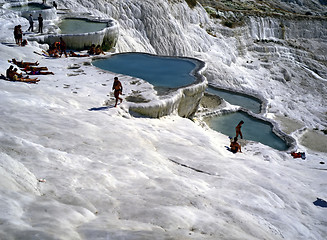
[
  {"x1": 205, "y1": 111, "x2": 288, "y2": 150},
  {"x1": 206, "y1": 86, "x2": 261, "y2": 114},
  {"x1": 93, "y1": 53, "x2": 197, "y2": 88}
]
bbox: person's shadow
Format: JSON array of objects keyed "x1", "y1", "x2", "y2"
[
  {"x1": 313, "y1": 198, "x2": 327, "y2": 208},
  {"x1": 88, "y1": 106, "x2": 114, "y2": 111}
]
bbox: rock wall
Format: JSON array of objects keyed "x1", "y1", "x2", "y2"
[{"x1": 247, "y1": 16, "x2": 327, "y2": 40}]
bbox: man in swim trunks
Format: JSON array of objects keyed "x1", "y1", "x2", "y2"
[
  {"x1": 235, "y1": 120, "x2": 244, "y2": 139},
  {"x1": 112, "y1": 77, "x2": 123, "y2": 107},
  {"x1": 230, "y1": 137, "x2": 242, "y2": 153},
  {"x1": 11, "y1": 59, "x2": 39, "y2": 68}
]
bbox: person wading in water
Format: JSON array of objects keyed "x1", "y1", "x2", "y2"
[{"x1": 235, "y1": 120, "x2": 244, "y2": 139}]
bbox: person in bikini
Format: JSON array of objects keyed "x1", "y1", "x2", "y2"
[
  {"x1": 112, "y1": 77, "x2": 123, "y2": 107},
  {"x1": 230, "y1": 137, "x2": 242, "y2": 153},
  {"x1": 69, "y1": 51, "x2": 89, "y2": 57},
  {"x1": 22, "y1": 65, "x2": 48, "y2": 72},
  {"x1": 27, "y1": 69, "x2": 54, "y2": 75}
]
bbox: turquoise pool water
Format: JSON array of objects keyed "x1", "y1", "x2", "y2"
[
  {"x1": 205, "y1": 111, "x2": 288, "y2": 150},
  {"x1": 59, "y1": 19, "x2": 108, "y2": 34},
  {"x1": 206, "y1": 86, "x2": 261, "y2": 114},
  {"x1": 93, "y1": 53, "x2": 197, "y2": 88},
  {"x1": 11, "y1": 3, "x2": 47, "y2": 11}
]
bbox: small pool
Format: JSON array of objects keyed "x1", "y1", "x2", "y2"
[
  {"x1": 93, "y1": 53, "x2": 197, "y2": 88},
  {"x1": 59, "y1": 19, "x2": 108, "y2": 34},
  {"x1": 206, "y1": 86, "x2": 261, "y2": 114},
  {"x1": 11, "y1": 3, "x2": 48, "y2": 11},
  {"x1": 205, "y1": 111, "x2": 288, "y2": 150}
]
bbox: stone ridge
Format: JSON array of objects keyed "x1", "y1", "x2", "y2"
[{"x1": 197, "y1": 0, "x2": 327, "y2": 17}]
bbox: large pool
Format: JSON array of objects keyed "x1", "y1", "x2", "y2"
[
  {"x1": 205, "y1": 111, "x2": 288, "y2": 150},
  {"x1": 206, "y1": 86, "x2": 261, "y2": 114},
  {"x1": 59, "y1": 19, "x2": 108, "y2": 34},
  {"x1": 10, "y1": 3, "x2": 48, "y2": 11},
  {"x1": 93, "y1": 53, "x2": 197, "y2": 88}
]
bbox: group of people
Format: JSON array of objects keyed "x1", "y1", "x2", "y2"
[
  {"x1": 4, "y1": 58, "x2": 54, "y2": 83},
  {"x1": 27, "y1": 13, "x2": 43, "y2": 33},
  {"x1": 44, "y1": 37, "x2": 67, "y2": 58},
  {"x1": 13, "y1": 25, "x2": 27, "y2": 46},
  {"x1": 87, "y1": 44, "x2": 106, "y2": 55},
  {"x1": 14, "y1": 13, "x2": 43, "y2": 46},
  {"x1": 229, "y1": 120, "x2": 244, "y2": 154},
  {"x1": 5, "y1": 65, "x2": 39, "y2": 83},
  {"x1": 44, "y1": 41, "x2": 105, "y2": 58}
]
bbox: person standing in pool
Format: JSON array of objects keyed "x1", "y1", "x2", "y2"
[
  {"x1": 112, "y1": 77, "x2": 123, "y2": 107},
  {"x1": 235, "y1": 120, "x2": 244, "y2": 139},
  {"x1": 38, "y1": 14, "x2": 43, "y2": 33}
]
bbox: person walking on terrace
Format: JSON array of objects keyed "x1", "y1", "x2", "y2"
[
  {"x1": 28, "y1": 14, "x2": 34, "y2": 32},
  {"x1": 112, "y1": 77, "x2": 123, "y2": 107}
]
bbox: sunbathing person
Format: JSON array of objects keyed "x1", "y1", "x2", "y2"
[
  {"x1": 23, "y1": 65, "x2": 48, "y2": 72},
  {"x1": 10, "y1": 58, "x2": 39, "y2": 68},
  {"x1": 87, "y1": 44, "x2": 96, "y2": 55},
  {"x1": 230, "y1": 137, "x2": 242, "y2": 153},
  {"x1": 27, "y1": 69, "x2": 54, "y2": 75},
  {"x1": 95, "y1": 45, "x2": 105, "y2": 55},
  {"x1": 6, "y1": 65, "x2": 14, "y2": 78},
  {"x1": 4, "y1": 66, "x2": 38, "y2": 82},
  {"x1": 9, "y1": 68, "x2": 23, "y2": 80},
  {"x1": 69, "y1": 51, "x2": 89, "y2": 57},
  {"x1": 21, "y1": 39, "x2": 28, "y2": 47},
  {"x1": 13, "y1": 76, "x2": 39, "y2": 83},
  {"x1": 45, "y1": 48, "x2": 59, "y2": 58}
]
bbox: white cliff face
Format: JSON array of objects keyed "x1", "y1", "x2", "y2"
[
  {"x1": 263, "y1": 0, "x2": 327, "y2": 15},
  {"x1": 8, "y1": 0, "x2": 322, "y2": 128},
  {"x1": 247, "y1": 16, "x2": 327, "y2": 44},
  {"x1": 68, "y1": 0, "x2": 213, "y2": 55},
  {"x1": 1, "y1": 1, "x2": 327, "y2": 240}
]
